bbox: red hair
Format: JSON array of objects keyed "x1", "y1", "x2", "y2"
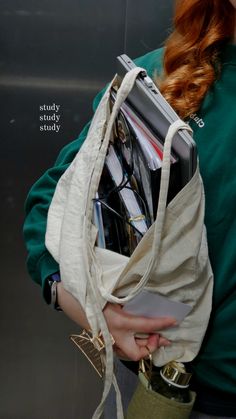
[{"x1": 158, "y1": 0, "x2": 235, "y2": 119}]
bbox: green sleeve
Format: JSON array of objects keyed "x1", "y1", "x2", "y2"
[
  {"x1": 23, "y1": 48, "x2": 164, "y2": 302},
  {"x1": 134, "y1": 47, "x2": 164, "y2": 78}
]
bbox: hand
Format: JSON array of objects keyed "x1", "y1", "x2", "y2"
[
  {"x1": 103, "y1": 303, "x2": 177, "y2": 361},
  {"x1": 57, "y1": 283, "x2": 176, "y2": 361}
]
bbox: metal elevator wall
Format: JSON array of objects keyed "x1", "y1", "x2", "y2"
[{"x1": 0, "y1": 1, "x2": 174, "y2": 418}]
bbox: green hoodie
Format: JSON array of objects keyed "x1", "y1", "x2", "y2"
[{"x1": 23, "y1": 45, "x2": 236, "y2": 414}]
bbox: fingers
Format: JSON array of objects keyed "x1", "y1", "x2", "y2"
[
  {"x1": 114, "y1": 337, "x2": 153, "y2": 362},
  {"x1": 114, "y1": 334, "x2": 171, "y2": 362},
  {"x1": 122, "y1": 312, "x2": 177, "y2": 333},
  {"x1": 109, "y1": 303, "x2": 177, "y2": 333},
  {"x1": 144, "y1": 334, "x2": 159, "y2": 353},
  {"x1": 114, "y1": 334, "x2": 162, "y2": 362},
  {"x1": 103, "y1": 303, "x2": 175, "y2": 362},
  {"x1": 135, "y1": 337, "x2": 150, "y2": 348},
  {"x1": 135, "y1": 334, "x2": 159, "y2": 349},
  {"x1": 159, "y1": 336, "x2": 172, "y2": 347},
  {"x1": 135, "y1": 334, "x2": 171, "y2": 350}
]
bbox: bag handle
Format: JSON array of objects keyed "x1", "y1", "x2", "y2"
[
  {"x1": 81, "y1": 68, "x2": 148, "y2": 419},
  {"x1": 83, "y1": 67, "x2": 147, "y2": 225}
]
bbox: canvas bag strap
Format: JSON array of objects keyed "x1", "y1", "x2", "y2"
[
  {"x1": 82, "y1": 66, "x2": 151, "y2": 316},
  {"x1": 143, "y1": 120, "x2": 193, "y2": 277},
  {"x1": 83, "y1": 66, "x2": 147, "y2": 227},
  {"x1": 99, "y1": 119, "x2": 193, "y2": 303},
  {"x1": 81, "y1": 68, "x2": 149, "y2": 419}
]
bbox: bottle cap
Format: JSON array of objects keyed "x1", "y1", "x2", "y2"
[{"x1": 161, "y1": 361, "x2": 192, "y2": 388}]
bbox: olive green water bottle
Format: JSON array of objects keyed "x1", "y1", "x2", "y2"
[{"x1": 150, "y1": 361, "x2": 192, "y2": 402}]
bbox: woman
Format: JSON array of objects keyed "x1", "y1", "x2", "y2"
[{"x1": 23, "y1": 0, "x2": 236, "y2": 417}]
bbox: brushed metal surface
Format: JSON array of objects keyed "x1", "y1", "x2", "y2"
[{"x1": 0, "y1": 1, "x2": 174, "y2": 417}]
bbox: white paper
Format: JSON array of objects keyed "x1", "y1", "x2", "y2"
[{"x1": 123, "y1": 289, "x2": 192, "y2": 324}]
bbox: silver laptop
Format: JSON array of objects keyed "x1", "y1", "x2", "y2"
[{"x1": 116, "y1": 54, "x2": 197, "y2": 188}]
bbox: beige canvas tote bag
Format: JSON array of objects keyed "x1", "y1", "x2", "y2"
[{"x1": 46, "y1": 67, "x2": 213, "y2": 419}]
